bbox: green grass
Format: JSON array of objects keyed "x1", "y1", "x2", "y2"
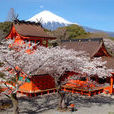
[{"x1": 108, "y1": 37, "x2": 114, "y2": 40}]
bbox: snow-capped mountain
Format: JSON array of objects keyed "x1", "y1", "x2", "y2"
[
  {"x1": 28, "y1": 10, "x2": 74, "y2": 30},
  {"x1": 27, "y1": 10, "x2": 114, "y2": 37}
]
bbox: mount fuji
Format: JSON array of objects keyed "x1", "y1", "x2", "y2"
[
  {"x1": 27, "y1": 10, "x2": 75, "y2": 30},
  {"x1": 27, "y1": 10, "x2": 114, "y2": 37}
]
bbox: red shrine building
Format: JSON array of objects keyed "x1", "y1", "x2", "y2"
[
  {"x1": 1, "y1": 20, "x2": 114, "y2": 97},
  {"x1": 4, "y1": 20, "x2": 57, "y2": 97},
  {"x1": 6, "y1": 20, "x2": 56, "y2": 47},
  {"x1": 61, "y1": 38, "x2": 114, "y2": 96}
]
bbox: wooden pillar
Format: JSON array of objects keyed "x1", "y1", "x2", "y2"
[
  {"x1": 41, "y1": 92, "x2": 43, "y2": 96},
  {"x1": 53, "y1": 89, "x2": 55, "y2": 93},
  {"x1": 81, "y1": 91, "x2": 83, "y2": 95},
  {"x1": 26, "y1": 93, "x2": 28, "y2": 97},
  {"x1": 86, "y1": 76, "x2": 90, "y2": 82},
  {"x1": 29, "y1": 40, "x2": 31, "y2": 47},
  {"x1": 47, "y1": 90, "x2": 49, "y2": 94},
  {"x1": 40, "y1": 40, "x2": 42, "y2": 46},
  {"x1": 72, "y1": 89, "x2": 74, "y2": 94},
  {"x1": 34, "y1": 40, "x2": 37, "y2": 49},
  {"x1": 34, "y1": 93, "x2": 36, "y2": 97},
  {"x1": 64, "y1": 88, "x2": 66, "y2": 91},
  {"x1": 110, "y1": 76, "x2": 113, "y2": 94},
  {"x1": 30, "y1": 93, "x2": 32, "y2": 97},
  {"x1": 98, "y1": 90, "x2": 101, "y2": 94},
  {"x1": 88, "y1": 91, "x2": 91, "y2": 96},
  {"x1": 21, "y1": 91, "x2": 23, "y2": 96}
]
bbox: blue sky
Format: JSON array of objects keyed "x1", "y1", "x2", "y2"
[{"x1": 0, "y1": 0, "x2": 114, "y2": 32}]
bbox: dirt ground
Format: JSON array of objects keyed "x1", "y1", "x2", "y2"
[{"x1": 1, "y1": 93, "x2": 114, "y2": 114}]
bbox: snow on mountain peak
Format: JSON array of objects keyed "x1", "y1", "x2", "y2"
[{"x1": 28, "y1": 10, "x2": 73, "y2": 25}]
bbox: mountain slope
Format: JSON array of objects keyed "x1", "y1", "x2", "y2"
[
  {"x1": 28, "y1": 10, "x2": 114, "y2": 37},
  {"x1": 28, "y1": 10, "x2": 75, "y2": 30},
  {"x1": 83, "y1": 26, "x2": 114, "y2": 37}
]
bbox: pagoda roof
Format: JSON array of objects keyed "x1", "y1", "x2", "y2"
[
  {"x1": 6, "y1": 20, "x2": 56, "y2": 39},
  {"x1": 61, "y1": 38, "x2": 111, "y2": 58}
]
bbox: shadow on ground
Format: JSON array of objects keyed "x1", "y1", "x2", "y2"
[
  {"x1": 19, "y1": 94, "x2": 59, "y2": 114},
  {"x1": 1, "y1": 93, "x2": 114, "y2": 114},
  {"x1": 19, "y1": 93, "x2": 114, "y2": 114}
]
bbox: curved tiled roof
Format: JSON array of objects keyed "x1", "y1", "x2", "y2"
[
  {"x1": 61, "y1": 38, "x2": 110, "y2": 57},
  {"x1": 12, "y1": 20, "x2": 56, "y2": 39},
  {"x1": 102, "y1": 57, "x2": 114, "y2": 69}
]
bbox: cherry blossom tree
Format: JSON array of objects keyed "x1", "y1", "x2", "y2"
[
  {"x1": 31, "y1": 47, "x2": 113, "y2": 109},
  {"x1": 43, "y1": 53, "x2": 114, "y2": 109},
  {"x1": 80, "y1": 57, "x2": 113, "y2": 78},
  {"x1": 0, "y1": 39, "x2": 87, "y2": 113},
  {"x1": 0, "y1": 39, "x2": 87, "y2": 112},
  {"x1": 104, "y1": 38, "x2": 114, "y2": 54},
  {"x1": 0, "y1": 40, "x2": 37, "y2": 114},
  {"x1": 0, "y1": 39, "x2": 113, "y2": 113}
]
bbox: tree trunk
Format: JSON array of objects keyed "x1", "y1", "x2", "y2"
[
  {"x1": 58, "y1": 90, "x2": 67, "y2": 109},
  {"x1": 11, "y1": 93, "x2": 19, "y2": 114},
  {"x1": 55, "y1": 79, "x2": 67, "y2": 110}
]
